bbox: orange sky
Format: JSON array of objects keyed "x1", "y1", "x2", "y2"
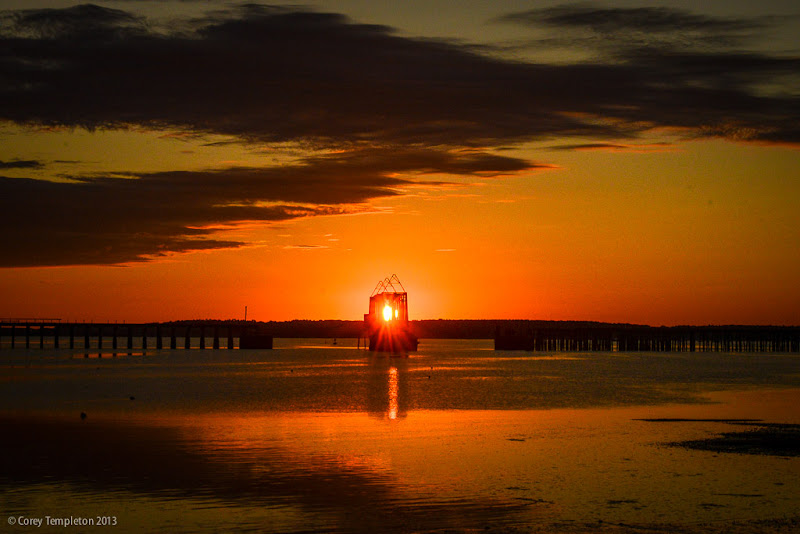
[{"x1": 1, "y1": 1, "x2": 799, "y2": 325}]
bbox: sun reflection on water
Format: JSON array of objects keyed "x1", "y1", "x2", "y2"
[{"x1": 388, "y1": 366, "x2": 399, "y2": 420}]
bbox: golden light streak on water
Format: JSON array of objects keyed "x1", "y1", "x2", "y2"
[{"x1": 388, "y1": 366, "x2": 399, "y2": 420}]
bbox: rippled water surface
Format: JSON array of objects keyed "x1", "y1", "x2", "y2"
[{"x1": 1, "y1": 339, "x2": 799, "y2": 532}]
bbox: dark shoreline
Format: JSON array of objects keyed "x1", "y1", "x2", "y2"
[{"x1": 165, "y1": 319, "x2": 800, "y2": 341}]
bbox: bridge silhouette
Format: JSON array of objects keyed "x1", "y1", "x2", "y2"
[
  {"x1": 0, "y1": 320, "x2": 272, "y2": 350},
  {"x1": 495, "y1": 323, "x2": 800, "y2": 352}
]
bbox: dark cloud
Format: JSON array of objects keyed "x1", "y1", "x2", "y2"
[
  {"x1": 298, "y1": 148, "x2": 547, "y2": 177},
  {"x1": 0, "y1": 148, "x2": 535, "y2": 267},
  {"x1": 0, "y1": 3, "x2": 797, "y2": 266},
  {"x1": 0, "y1": 4, "x2": 616, "y2": 145},
  {"x1": 0, "y1": 3, "x2": 795, "y2": 146},
  {"x1": 492, "y1": 5, "x2": 800, "y2": 143},
  {"x1": 0, "y1": 159, "x2": 43, "y2": 169},
  {"x1": 0, "y1": 3, "x2": 147, "y2": 40}
]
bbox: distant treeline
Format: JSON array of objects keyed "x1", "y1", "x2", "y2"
[{"x1": 163, "y1": 319, "x2": 641, "y2": 339}]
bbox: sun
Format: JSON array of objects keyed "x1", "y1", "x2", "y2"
[{"x1": 383, "y1": 304, "x2": 393, "y2": 321}]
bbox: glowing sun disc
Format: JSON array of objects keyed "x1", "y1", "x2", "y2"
[{"x1": 383, "y1": 304, "x2": 393, "y2": 321}]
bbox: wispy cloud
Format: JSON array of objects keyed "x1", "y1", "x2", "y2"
[
  {"x1": 497, "y1": 5, "x2": 767, "y2": 38},
  {"x1": 0, "y1": 159, "x2": 44, "y2": 170},
  {"x1": 550, "y1": 142, "x2": 674, "y2": 153},
  {"x1": 283, "y1": 244, "x2": 330, "y2": 250}
]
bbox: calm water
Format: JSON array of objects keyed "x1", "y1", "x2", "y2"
[{"x1": 1, "y1": 339, "x2": 799, "y2": 532}]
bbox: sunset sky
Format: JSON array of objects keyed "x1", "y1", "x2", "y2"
[{"x1": 1, "y1": 0, "x2": 798, "y2": 325}]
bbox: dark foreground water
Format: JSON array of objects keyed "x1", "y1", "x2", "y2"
[{"x1": 1, "y1": 339, "x2": 799, "y2": 533}]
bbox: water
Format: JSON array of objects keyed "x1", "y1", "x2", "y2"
[{"x1": 1, "y1": 339, "x2": 799, "y2": 532}]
